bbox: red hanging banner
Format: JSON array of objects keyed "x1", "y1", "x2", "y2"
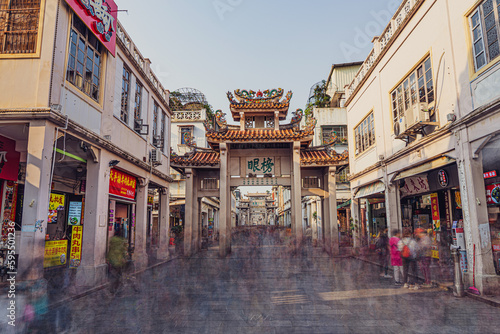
[
  {"x1": 109, "y1": 169, "x2": 136, "y2": 200},
  {"x1": 431, "y1": 193, "x2": 440, "y2": 231},
  {"x1": 65, "y1": 0, "x2": 118, "y2": 56}
]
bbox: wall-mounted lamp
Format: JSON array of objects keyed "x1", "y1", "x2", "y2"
[{"x1": 109, "y1": 160, "x2": 120, "y2": 167}]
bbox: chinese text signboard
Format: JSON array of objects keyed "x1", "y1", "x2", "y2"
[
  {"x1": 401, "y1": 176, "x2": 430, "y2": 196},
  {"x1": 65, "y1": 0, "x2": 118, "y2": 56},
  {"x1": 486, "y1": 183, "x2": 500, "y2": 205},
  {"x1": 69, "y1": 225, "x2": 83, "y2": 268},
  {"x1": 68, "y1": 201, "x2": 83, "y2": 225},
  {"x1": 0, "y1": 135, "x2": 21, "y2": 181},
  {"x1": 431, "y1": 193, "x2": 441, "y2": 231},
  {"x1": 246, "y1": 157, "x2": 274, "y2": 175},
  {"x1": 109, "y1": 169, "x2": 137, "y2": 200},
  {"x1": 44, "y1": 240, "x2": 68, "y2": 268},
  {"x1": 48, "y1": 193, "x2": 65, "y2": 223}
]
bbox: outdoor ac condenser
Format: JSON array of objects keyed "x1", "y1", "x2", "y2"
[
  {"x1": 150, "y1": 149, "x2": 163, "y2": 165},
  {"x1": 406, "y1": 102, "x2": 429, "y2": 128}
]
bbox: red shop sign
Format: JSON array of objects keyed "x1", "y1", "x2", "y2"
[
  {"x1": 65, "y1": 0, "x2": 118, "y2": 56},
  {"x1": 486, "y1": 183, "x2": 500, "y2": 205},
  {"x1": 109, "y1": 169, "x2": 136, "y2": 200},
  {"x1": 0, "y1": 135, "x2": 21, "y2": 181}
]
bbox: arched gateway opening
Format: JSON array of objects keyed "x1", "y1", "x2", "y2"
[{"x1": 171, "y1": 89, "x2": 348, "y2": 257}]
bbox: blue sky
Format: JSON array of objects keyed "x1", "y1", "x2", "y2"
[{"x1": 115, "y1": 0, "x2": 401, "y2": 121}]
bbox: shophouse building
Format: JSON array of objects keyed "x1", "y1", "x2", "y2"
[
  {"x1": 345, "y1": 0, "x2": 500, "y2": 294},
  {"x1": 169, "y1": 89, "x2": 220, "y2": 242},
  {"x1": 302, "y1": 62, "x2": 361, "y2": 246},
  {"x1": 0, "y1": 0, "x2": 172, "y2": 288}
]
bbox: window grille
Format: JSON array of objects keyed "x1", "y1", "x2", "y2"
[
  {"x1": 469, "y1": 0, "x2": 500, "y2": 71},
  {"x1": 354, "y1": 112, "x2": 375, "y2": 155},
  {"x1": 120, "y1": 66, "x2": 131, "y2": 122},
  {"x1": 0, "y1": 0, "x2": 41, "y2": 54}
]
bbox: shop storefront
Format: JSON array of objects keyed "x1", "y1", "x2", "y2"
[
  {"x1": 482, "y1": 136, "x2": 500, "y2": 275},
  {"x1": 108, "y1": 168, "x2": 137, "y2": 255},
  {"x1": 0, "y1": 134, "x2": 22, "y2": 268},
  {"x1": 354, "y1": 181, "x2": 386, "y2": 246},
  {"x1": 398, "y1": 163, "x2": 461, "y2": 264},
  {"x1": 44, "y1": 134, "x2": 88, "y2": 270}
]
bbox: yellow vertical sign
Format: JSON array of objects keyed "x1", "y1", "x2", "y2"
[{"x1": 69, "y1": 225, "x2": 83, "y2": 268}]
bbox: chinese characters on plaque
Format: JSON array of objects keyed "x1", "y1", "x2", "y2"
[{"x1": 246, "y1": 157, "x2": 275, "y2": 175}]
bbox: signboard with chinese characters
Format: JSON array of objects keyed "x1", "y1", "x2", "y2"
[
  {"x1": 484, "y1": 170, "x2": 497, "y2": 179},
  {"x1": 65, "y1": 0, "x2": 118, "y2": 56},
  {"x1": 242, "y1": 177, "x2": 279, "y2": 186},
  {"x1": 69, "y1": 225, "x2": 83, "y2": 268},
  {"x1": 109, "y1": 169, "x2": 137, "y2": 200},
  {"x1": 401, "y1": 175, "x2": 430, "y2": 196},
  {"x1": 48, "y1": 193, "x2": 65, "y2": 223},
  {"x1": 0, "y1": 135, "x2": 21, "y2": 181},
  {"x1": 68, "y1": 201, "x2": 83, "y2": 225},
  {"x1": 486, "y1": 183, "x2": 500, "y2": 205},
  {"x1": 431, "y1": 193, "x2": 441, "y2": 231},
  {"x1": 246, "y1": 157, "x2": 275, "y2": 175},
  {"x1": 43, "y1": 240, "x2": 68, "y2": 268}
]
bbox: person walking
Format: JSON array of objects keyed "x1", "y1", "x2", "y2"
[
  {"x1": 398, "y1": 230, "x2": 419, "y2": 289},
  {"x1": 376, "y1": 229, "x2": 391, "y2": 278},
  {"x1": 416, "y1": 228, "x2": 432, "y2": 288},
  {"x1": 389, "y1": 229, "x2": 403, "y2": 285},
  {"x1": 107, "y1": 235, "x2": 128, "y2": 295}
]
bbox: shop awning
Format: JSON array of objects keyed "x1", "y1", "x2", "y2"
[
  {"x1": 354, "y1": 181, "x2": 385, "y2": 199},
  {"x1": 393, "y1": 156, "x2": 455, "y2": 181},
  {"x1": 337, "y1": 199, "x2": 351, "y2": 209},
  {"x1": 170, "y1": 199, "x2": 185, "y2": 206}
]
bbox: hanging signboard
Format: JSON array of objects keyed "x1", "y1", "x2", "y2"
[
  {"x1": 0, "y1": 135, "x2": 21, "y2": 181},
  {"x1": 246, "y1": 157, "x2": 275, "y2": 175},
  {"x1": 43, "y1": 240, "x2": 68, "y2": 268},
  {"x1": 65, "y1": 0, "x2": 118, "y2": 56},
  {"x1": 109, "y1": 169, "x2": 137, "y2": 200},
  {"x1": 484, "y1": 170, "x2": 497, "y2": 179},
  {"x1": 48, "y1": 193, "x2": 65, "y2": 223},
  {"x1": 486, "y1": 183, "x2": 500, "y2": 205},
  {"x1": 69, "y1": 225, "x2": 83, "y2": 268},
  {"x1": 431, "y1": 193, "x2": 441, "y2": 231},
  {"x1": 401, "y1": 175, "x2": 430, "y2": 196},
  {"x1": 68, "y1": 201, "x2": 83, "y2": 225}
]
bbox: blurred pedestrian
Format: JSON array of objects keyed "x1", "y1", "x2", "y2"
[
  {"x1": 398, "y1": 230, "x2": 418, "y2": 289},
  {"x1": 376, "y1": 229, "x2": 390, "y2": 278},
  {"x1": 416, "y1": 228, "x2": 432, "y2": 288},
  {"x1": 107, "y1": 235, "x2": 128, "y2": 294},
  {"x1": 389, "y1": 229, "x2": 403, "y2": 285}
]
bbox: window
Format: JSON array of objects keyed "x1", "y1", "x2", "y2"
[
  {"x1": 152, "y1": 102, "x2": 159, "y2": 140},
  {"x1": 354, "y1": 112, "x2": 375, "y2": 155},
  {"x1": 133, "y1": 82, "x2": 142, "y2": 124},
  {"x1": 0, "y1": 0, "x2": 41, "y2": 54},
  {"x1": 390, "y1": 56, "x2": 434, "y2": 126},
  {"x1": 180, "y1": 127, "x2": 192, "y2": 145},
  {"x1": 322, "y1": 125, "x2": 347, "y2": 145},
  {"x1": 120, "y1": 66, "x2": 131, "y2": 123},
  {"x1": 160, "y1": 112, "x2": 166, "y2": 152},
  {"x1": 336, "y1": 167, "x2": 350, "y2": 184},
  {"x1": 469, "y1": 0, "x2": 500, "y2": 71},
  {"x1": 66, "y1": 15, "x2": 102, "y2": 101}
]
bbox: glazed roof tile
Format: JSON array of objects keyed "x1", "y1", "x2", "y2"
[
  {"x1": 206, "y1": 129, "x2": 313, "y2": 142},
  {"x1": 300, "y1": 150, "x2": 349, "y2": 165},
  {"x1": 171, "y1": 151, "x2": 220, "y2": 167}
]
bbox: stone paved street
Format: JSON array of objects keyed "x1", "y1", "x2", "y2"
[{"x1": 27, "y1": 234, "x2": 499, "y2": 334}]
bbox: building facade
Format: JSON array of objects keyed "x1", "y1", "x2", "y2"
[
  {"x1": 346, "y1": 0, "x2": 500, "y2": 294},
  {"x1": 302, "y1": 63, "x2": 362, "y2": 246},
  {"x1": 0, "y1": 0, "x2": 172, "y2": 287}
]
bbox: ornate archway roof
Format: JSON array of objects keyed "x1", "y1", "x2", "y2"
[{"x1": 228, "y1": 89, "x2": 292, "y2": 120}]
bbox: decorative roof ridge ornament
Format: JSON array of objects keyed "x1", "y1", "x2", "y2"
[
  {"x1": 303, "y1": 113, "x2": 317, "y2": 133},
  {"x1": 228, "y1": 88, "x2": 292, "y2": 105},
  {"x1": 215, "y1": 110, "x2": 228, "y2": 130},
  {"x1": 183, "y1": 131, "x2": 196, "y2": 147}
]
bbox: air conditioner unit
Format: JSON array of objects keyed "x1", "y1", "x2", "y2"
[
  {"x1": 393, "y1": 115, "x2": 408, "y2": 136},
  {"x1": 153, "y1": 135, "x2": 164, "y2": 148},
  {"x1": 133, "y1": 119, "x2": 149, "y2": 135},
  {"x1": 406, "y1": 102, "x2": 429, "y2": 128},
  {"x1": 150, "y1": 149, "x2": 163, "y2": 165}
]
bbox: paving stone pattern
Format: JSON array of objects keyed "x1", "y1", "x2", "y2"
[{"x1": 22, "y1": 232, "x2": 500, "y2": 333}]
